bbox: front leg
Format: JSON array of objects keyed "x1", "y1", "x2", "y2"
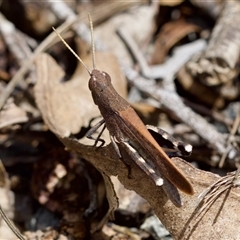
[
  {"x1": 85, "y1": 119, "x2": 106, "y2": 147},
  {"x1": 146, "y1": 125, "x2": 192, "y2": 157}
]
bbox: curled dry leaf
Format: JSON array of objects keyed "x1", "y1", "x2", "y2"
[
  {"x1": 150, "y1": 19, "x2": 201, "y2": 65},
  {"x1": 34, "y1": 51, "x2": 126, "y2": 137},
  {"x1": 0, "y1": 98, "x2": 29, "y2": 129},
  {"x1": 58, "y1": 135, "x2": 240, "y2": 239},
  {"x1": 34, "y1": 48, "x2": 240, "y2": 239},
  {"x1": 34, "y1": 50, "x2": 126, "y2": 232}
]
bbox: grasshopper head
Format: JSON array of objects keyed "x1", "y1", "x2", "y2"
[{"x1": 89, "y1": 69, "x2": 111, "y2": 96}]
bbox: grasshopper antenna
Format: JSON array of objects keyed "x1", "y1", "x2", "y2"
[
  {"x1": 88, "y1": 13, "x2": 96, "y2": 70},
  {"x1": 52, "y1": 27, "x2": 91, "y2": 75}
]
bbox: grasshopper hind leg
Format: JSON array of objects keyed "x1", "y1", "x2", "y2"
[
  {"x1": 110, "y1": 135, "x2": 122, "y2": 158},
  {"x1": 146, "y1": 125, "x2": 192, "y2": 157},
  {"x1": 110, "y1": 136, "x2": 135, "y2": 179}
]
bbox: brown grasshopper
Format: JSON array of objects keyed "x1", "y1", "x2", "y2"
[{"x1": 53, "y1": 14, "x2": 194, "y2": 207}]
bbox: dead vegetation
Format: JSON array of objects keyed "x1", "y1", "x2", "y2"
[{"x1": 0, "y1": 1, "x2": 240, "y2": 239}]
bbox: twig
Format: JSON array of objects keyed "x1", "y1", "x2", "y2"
[
  {"x1": 219, "y1": 112, "x2": 240, "y2": 167},
  {"x1": 117, "y1": 26, "x2": 239, "y2": 157},
  {"x1": 117, "y1": 26, "x2": 206, "y2": 80},
  {"x1": 186, "y1": 1, "x2": 240, "y2": 86},
  {"x1": 183, "y1": 99, "x2": 234, "y2": 126},
  {"x1": 0, "y1": 203, "x2": 25, "y2": 240},
  {"x1": 0, "y1": 13, "x2": 32, "y2": 65},
  {"x1": 195, "y1": 171, "x2": 237, "y2": 221},
  {"x1": 0, "y1": 17, "x2": 77, "y2": 111},
  {"x1": 122, "y1": 64, "x2": 235, "y2": 156},
  {"x1": 48, "y1": 0, "x2": 145, "y2": 51},
  {"x1": 0, "y1": 0, "x2": 145, "y2": 111}
]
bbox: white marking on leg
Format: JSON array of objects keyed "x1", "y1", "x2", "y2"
[
  {"x1": 122, "y1": 141, "x2": 164, "y2": 187},
  {"x1": 156, "y1": 178, "x2": 164, "y2": 186},
  {"x1": 185, "y1": 144, "x2": 192, "y2": 153},
  {"x1": 136, "y1": 157, "x2": 146, "y2": 164},
  {"x1": 148, "y1": 169, "x2": 156, "y2": 174},
  {"x1": 162, "y1": 133, "x2": 168, "y2": 139}
]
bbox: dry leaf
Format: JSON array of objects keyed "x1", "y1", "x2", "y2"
[
  {"x1": 150, "y1": 19, "x2": 201, "y2": 65},
  {"x1": 60, "y1": 135, "x2": 240, "y2": 239},
  {"x1": 0, "y1": 98, "x2": 29, "y2": 129},
  {"x1": 33, "y1": 34, "x2": 240, "y2": 240},
  {"x1": 34, "y1": 51, "x2": 125, "y2": 233},
  {"x1": 34, "y1": 51, "x2": 127, "y2": 137}
]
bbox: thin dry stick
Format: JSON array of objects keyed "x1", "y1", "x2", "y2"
[
  {"x1": 48, "y1": 0, "x2": 144, "y2": 51},
  {"x1": 193, "y1": 184, "x2": 231, "y2": 230},
  {"x1": 198, "y1": 176, "x2": 232, "y2": 205},
  {"x1": 219, "y1": 112, "x2": 240, "y2": 167},
  {"x1": 121, "y1": 64, "x2": 230, "y2": 155},
  {"x1": 0, "y1": 13, "x2": 32, "y2": 64},
  {"x1": 0, "y1": 3, "x2": 143, "y2": 116},
  {"x1": 195, "y1": 182, "x2": 232, "y2": 218},
  {"x1": 0, "y1": 204, "x2": 25, "y2": 240},
  {"x1": 117, "y1": 26, "x2": 206, "y2": 80},
  {"x1": 0, "y1": 0, "x2": 143, "y2": 111},
  {"x1": 117, "y1": 27, "x2": 234, "y2": 155},
  {"x1": 0, "y1": 16, "x2": 77, "y2": 111},
  {"x1": 195, "y1": 174, "x2": 235, "y2": 221}
]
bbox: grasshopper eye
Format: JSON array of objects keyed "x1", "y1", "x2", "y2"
[{"x1": 102, "y1": 71, "x2": 111, "y2": 83}]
